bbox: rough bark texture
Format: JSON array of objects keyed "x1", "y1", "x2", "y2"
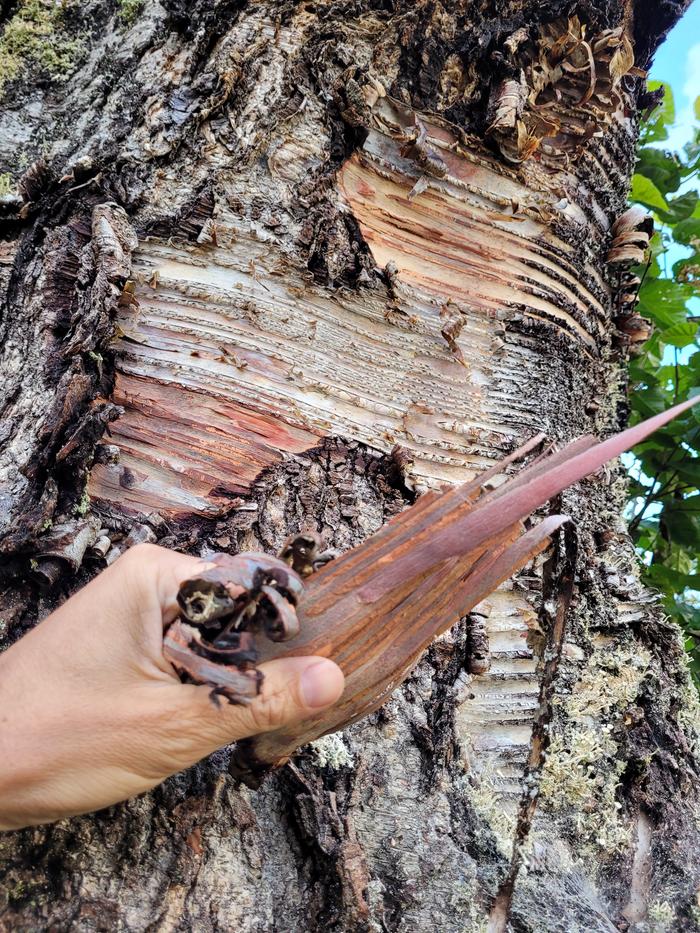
[{"x1": 1, "y1": 0, "x2": 700, "y2": 930}]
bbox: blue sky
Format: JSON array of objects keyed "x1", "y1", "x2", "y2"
[{"x1": 649, "y1": 4, "x2": 700, "y2": 149}]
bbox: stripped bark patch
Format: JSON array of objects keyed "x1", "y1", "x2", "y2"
[
  {"x1": 456, "y1": 588, "x2": 543, "y2": 817},
  {"x1": 87, "y1": 218, "x2": 529, "y2": 516},
  {"x1": 89, "y1": 373, "x2": 320, "y2": 518},
  {"x1": 338, "y1": 101, "x2": 610, "y2": 354}
]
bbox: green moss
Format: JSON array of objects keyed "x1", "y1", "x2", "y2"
[
  {"x1": 648, "y1": 900, "x2": 675, "y2": 932},
  {"x1": 310, "y1": 732, "x2": 355, "y2": 769},
  {"x1": 0, "y1": 0, "x2": 83, "y2": 95},
  {"x1": 119, "y1": 0, "x2": 143, "y2": 24},
  {"x1": 539, "y1": 645, "x2": 653, "y2": 859},
  {"x1": 564, "y1": 644, "x2": 651, "y2": 720},
  {"x1": 539, "y1": 725, "x2": 630, "y2": 856},
  {"x1": 7, "y1": 880, "x2": 26, "y2": 904},
  {"x1": 459, "y1": 767, "x2": 517, "y2": 858},
  {"x1": 678, "y1": 674, "x2": 700, "y2": 759},
  {"x1": 0, "y1": 173, "x2": 15, "y2": 195},
  {"x1": 73, "y1": 484, "x2": 90, "y2": 517}
]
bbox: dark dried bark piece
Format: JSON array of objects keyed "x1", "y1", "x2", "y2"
[
  {"x1": 279, "y1": 532, "x2": 337, "y2": 578},
  {"x1": 164, "y1": 620, "x2": 262, "y2": 704},
  {"x1": 466, "y1": 613, "x2": 491, "y2": 674},
  {"x1": 164, "y1": 552, "x2": 304, "y2": 704}
]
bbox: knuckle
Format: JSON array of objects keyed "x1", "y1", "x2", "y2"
[
  {"x1": 113, "y1": 542, "x2": 149, "y2": 574},
  {"x1": 247, "y1": 688, "x2": 292, "y2": 733},
  {"x1": 124, "y1": 542, "x2": 161, "y2": 564},
  {"x1": 115, "y1": 543, "x2": 167, "y2": 588},
  {"x1": 177, "y1": 708, "x2": 222, "y2": 747},
  {"x1": 168, "y1": 692, "x2": 230, "y2": 747}
]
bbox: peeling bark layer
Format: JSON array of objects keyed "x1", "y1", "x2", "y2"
[{"x1": 1, "y1": 0, "x2": 700, "y2": 930}]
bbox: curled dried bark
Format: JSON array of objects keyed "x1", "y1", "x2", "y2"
[
  {"x1": 608, "y1": 206, "x2": 654, "y2": 266},
  {"x1": 30, "y1": 518, "x2": 100, "y2": 588},
  {"x1": 439, "y1": 303, "x2": 468, "y2": 365},
  {"x1": 487, "y1": 15, "x2": 642, "y2": 164},
  {"x1": 466, "y1": 611, "x2": 492, "y2": 674},
  {"x1": 278, "y1": 532, "x2": 337, "y2": 578},
  {"x1": 164, "y1": 552, "x2": 304, "y2": 704},
  {"x1": 608, "y1": 208, "x2": 654, "y2": 353}
]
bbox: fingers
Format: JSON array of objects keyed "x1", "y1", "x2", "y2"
[
  {"x1": 168, "y1": 656, "x2": 345, "y2": 765},
  {"x1": 28, "y1": 544, "x2": 216, "y2": 682},
  {"x1": 115, "y1": 543, "x2": 216, "y2": 626}
]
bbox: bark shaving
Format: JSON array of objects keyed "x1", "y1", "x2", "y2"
[{"x1": 1, "y1": 0, "x2": 700, "y2": 930}]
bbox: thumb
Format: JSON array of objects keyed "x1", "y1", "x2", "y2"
[{"x1": 173, "y1": 656, "x2": 345, "y2": 764}]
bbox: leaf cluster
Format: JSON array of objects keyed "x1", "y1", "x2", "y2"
[{"x1": 627, "y1": 81, "x2": 700, "y2": 684}]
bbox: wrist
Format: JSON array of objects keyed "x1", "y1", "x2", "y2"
[{"x1": 0, "y1": 649, "x2": 47, "y2": 830}]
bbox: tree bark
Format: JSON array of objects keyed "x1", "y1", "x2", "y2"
[{"x1": 1, "y1": 0, "x2": 699, "y2": 930}]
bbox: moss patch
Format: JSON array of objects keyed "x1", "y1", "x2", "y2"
[
  {"x1": 72, "y1": 483, "x2": 91, "y2": 517},
  {"x1": 648, "y1": 900, "x2": 675, "y2": 932},
  {"x1": 118, "y1": 0, "x2": 143, "y2": 24},
  {"x1": 539, "y1": 725, "x2": 630, "y2": 855},
  {"x1": 461, "y1": 766, "x2": 518, "y2": 858},
  {"x1": 0, "y1": 0, "x2": 83, "y2": 96},
  {"x1": 539, "y1": 645, "x2": 652, "y2": 858},
  {"x1": 0, "y1": 173, "x2": 16, "y2": 195},
  {"x1": 310, "y1": 732, "x2": 355, "y2": 770},
  {"x1": 564, "y1": 645, "x2": 651, "y2": 721},
  {"x1": 678, "y1": 675, "x2": 700, "y2": 759}
]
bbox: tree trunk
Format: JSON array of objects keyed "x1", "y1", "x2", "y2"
[{"x1": 1, "y1": 0, "x2": 699, "y2": 930}]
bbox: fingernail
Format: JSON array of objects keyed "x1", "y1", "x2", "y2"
[{"x1": 300, "y1": 659, "x2": 343, "y2": 708}]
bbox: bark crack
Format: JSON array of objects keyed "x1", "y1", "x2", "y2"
[{"x1": 488, "y1": 518, "x2": 577, "y2": 932}]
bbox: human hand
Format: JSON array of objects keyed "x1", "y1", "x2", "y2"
[{"x1": 0, "y1": 544, "x2": 344, "y2": 830}]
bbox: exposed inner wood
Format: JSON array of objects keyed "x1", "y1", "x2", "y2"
[
  {"x1": 89, "y1": 216, "x2": 495, "y2": 513},
  {"x1": 93, "y1": 373, "x2": 320, "y2": 517},
  {"x1": 457, "y1": 587, "x2": 541, "y2": 809},
  {"x1": 342, "y1": 114, "x2": 610, "y2": 351},
  {"x1": 90, "y1": 114, "x2": 611, "y2": 521}
]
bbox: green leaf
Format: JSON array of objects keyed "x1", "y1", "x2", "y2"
[
  {"x1": 650, "y1": 80, "x2": 676, "y2": 126},
  {"x1": 672, "y1": 254, "x2": 700, "y2": 283},
  {"x1": 630, "y1": 173, "x2": 668, "y2": 212},
  {"x1": 631, "y1": 386, "x2": 673, "y2": 417},
  {"x1": 627, "y1": 83, "x2": 700, "y2": 691},
  {"x1": 638, "y1": 279, "x2": 693, "y2": 328},
  {"x1": 674, "y1": 458, "x2": 700, "y2": 488},
  {"x1": 646, "y1": 564, "x2": 700, "y2": 593},
  {"x1": 695, "y1": 95, "x2": 700, "y2": 122},
  {"x1": 636, "y1": 147, "x2": 682, "y2": 194},
  {"x1": 673, "y1": 218, "x2": 700, "y2": 246},
  {"x1": 660, "y1": 321, "x2": 699, "y2": 348},
  {"x1": 635, "y1": 433, "x2": 680, "y2": 453},
  {"x1": 657, "y1": 190, "x2": 699, "y2": 224},
  {"x1": 663, "y1": 499, "x2": 700, "y2": 547},
  {"x1": 640, "y1": 81, "x2": 675, "y2": 143}
]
